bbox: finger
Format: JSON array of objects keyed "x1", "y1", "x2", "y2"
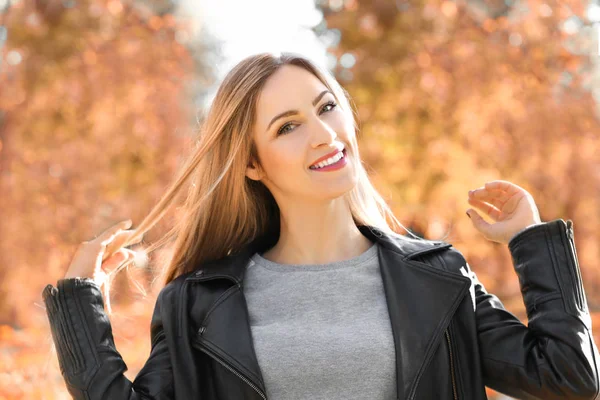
[
  {"x1": 104, "y1": 250, "x2": 127, "y2": 266},
  {"x1": 103, "y1": 230, "x2": 143, "y2": 260},
  {"x1": 121, "y1": 248, "x2": 137, "y2": 260},
  {"x1": 95, "y1": 219, "x2": 133, "y2": 245},
  {"x1": 469, "y1": 188, "x2": 508, "y2": 200},
  {"x1": 501, "y1": 192, "x2": 524, "y2": 214},
  {"x1": 484, "y1": 180, "x2": 520, "y2": 194},
  {"x1": 466, "y1": 209, "x2": 492, "y2": 235},
  {"x1": 468, "y1": 190, "x2": 507, "y2": 209},
  {"x1": 111, "y1": 249, "x2": 138, "y2": 275},
  {"x1": 101, "y1": 249, "x2": 134, "y2": 272},
  {"x1": 467, "y1": 199, "x2": 502, "y2": 221}
]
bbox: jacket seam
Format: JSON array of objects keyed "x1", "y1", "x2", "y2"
[
  {"x1": 49, "y1": 292, "x2": 77, "y2": 374},
  {"x1": 86, "y1": 344, "x2": 123, "y2": 394},
  {"x1": 150, "y1": 330, "x2": 166, "y2": 349},
  {"x1": 482, "y1": 355, "x2": 526, "y2": 370},
  {"x1": 526, "y1": 292, "x2": 562, "y2": 315},
  {"x1": 72, "y1": 281, "x2": 101, "y2": 375},
  {"x1": 97, "y1": 344, "x2": 120, "y2": 353},
  {"x1": 545, "y1": 225, "x2": 573, "y2": 316},
  {"x1": 61, "y1": 280, "x2": 96, "y2": 379},
  {"x1": 556, "y1": 223, "x2": 581, "y2": 312},
  {"x1": 177, "y1": 280, "x2": 188, "y2": 338},
  {"x1": 400, "y1": 253, "x2": 469, "y2": 284},
  {"x1": 449, "y1": 321, "x2": 465, "y2": 399},
  {"x1": 436, "y1": 252, "x2": 466, "y2": 399},
  {"x1": 200, "y1": 284, "x2": 241, "y2": 329},
  {"x1": 58, "y1": 282, "x2": 84, "y2": 374}
]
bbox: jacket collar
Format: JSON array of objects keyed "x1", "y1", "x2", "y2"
[
  {"x1": 185, "y1": 225, "x2": 454, "y2": 284},
  {"x1": 186, "y1": 226, "x2": 470, "y2": 399}
]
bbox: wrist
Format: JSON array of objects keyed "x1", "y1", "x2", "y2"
[{"x1": 508, "y1": 221, "x2": 544, "y2": 245}]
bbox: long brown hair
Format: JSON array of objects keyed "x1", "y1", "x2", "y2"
[{"x1": 113, "y1": 52, "x2": 424, "y2": 299}]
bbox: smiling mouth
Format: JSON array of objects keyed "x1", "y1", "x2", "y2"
[{"x1": 309, "y1": 148, "x2": 347, "y2": 170}]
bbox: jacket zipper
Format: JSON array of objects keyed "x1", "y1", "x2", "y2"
[
  {"x1": 195, "y1": 328, "x2": 267, "y2": 400},
  {"x1": 561, "y1": 221, "x2": 584, "y2": 311},
  {"x1": 567, "y1": 221, "x2": 585, "y2": 311},
  {"x1": 445, "y1": 329, "x2": 458, "y2": 400}
]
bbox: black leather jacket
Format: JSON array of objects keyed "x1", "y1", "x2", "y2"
[{"x1": 43, "y1": 219, "x2": 600, "y2": 399}]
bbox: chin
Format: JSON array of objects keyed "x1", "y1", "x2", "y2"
[{"x1": 315, "y1": 178, "x2": 357, "y2": 200}]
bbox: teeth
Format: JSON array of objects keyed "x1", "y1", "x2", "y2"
[{"x1": 311, "y1": 151, "x2": 344, "y2": 169}]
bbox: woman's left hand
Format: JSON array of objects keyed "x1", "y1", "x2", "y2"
[{"x1": 466, "y1": 180, "x2": 542, "y2": 244}]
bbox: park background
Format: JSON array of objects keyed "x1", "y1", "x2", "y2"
[{"x1": 1, "y1": 0, "x2": 600, "y2": 398}]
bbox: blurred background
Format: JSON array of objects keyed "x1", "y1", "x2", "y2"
[{"x1": 1, "y1": 0, "x2": 600, "y2": 398}]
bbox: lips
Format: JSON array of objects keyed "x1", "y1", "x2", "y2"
[{"x1": 309, "y1": 147, "x2": 345, "y2": 169}]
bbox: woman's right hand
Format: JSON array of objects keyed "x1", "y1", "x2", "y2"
[{"x1": 64, "y1": 219, "x2": 143, "y2": 285}]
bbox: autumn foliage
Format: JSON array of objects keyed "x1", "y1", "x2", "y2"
[{"x1": 0, "y1": 0, "x2": 199, "y2": 397}]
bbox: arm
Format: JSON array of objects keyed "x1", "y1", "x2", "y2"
[
  {"x1": 43, "y1": 278, "x2": 173, "y2": 399},
  {"x1": 466, "y1": 219, "x2": 600, "y2": 399}
]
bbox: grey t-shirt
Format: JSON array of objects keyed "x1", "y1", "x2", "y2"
[{"x1": 243, "y1": 242, "x2": 396, "y2": 400}]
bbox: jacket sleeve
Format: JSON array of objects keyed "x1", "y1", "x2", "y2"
[
  {"x1": 465, "y1": 218, "x2": 600, "y2": 399},
  {"x1": 42, "y1": 278, "x2": 174, "y2": 399}
]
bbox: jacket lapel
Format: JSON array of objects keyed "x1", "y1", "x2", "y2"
[
  {"x1": 374, "y1": 240, "x2": 470, "y2": 398},
  {"x1": 186, "y1": 226, "x2": 470, "y2": 400},
  {"x1": 186, "y1": 246, "x2": 268, "y2": 397}
]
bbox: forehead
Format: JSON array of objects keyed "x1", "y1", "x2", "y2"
[{"x1": 255, "y1": 65, "x2": 328, "y2": 124}]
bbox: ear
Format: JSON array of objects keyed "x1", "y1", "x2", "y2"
[{"x1": 246, "y1": 158, "x2": 264, "y2": 181}]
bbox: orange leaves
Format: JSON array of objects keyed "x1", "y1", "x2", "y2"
[
  {"x1": 440, "y1": 1, "x2": 458, "y2": 19},
  {"x1": 82, "y1": 49, "x2": 98, "y2": 65},
  {"x1": 482, "y1": 18, "x2": 497, "y2": 33},
  {"x1": 0, "y1": 0, "x2": 203, "y2": 332},
  {"x1": 148, "y1": 16, "x2": 163, "y2": 31},
  {"x1": 358, "y1": 13, "x2": 382, "y2": 38},
  {"x1": 107, "y1": 0, "x2": 123, "y2": 15}
]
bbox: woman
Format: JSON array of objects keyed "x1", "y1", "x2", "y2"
[{"x1": 43, "y1": 52, "x2": 600, "y2": 400}]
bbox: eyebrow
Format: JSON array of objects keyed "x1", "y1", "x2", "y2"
[{"x1": 266, "y1": 90, "x2": 332, "y2": 132}]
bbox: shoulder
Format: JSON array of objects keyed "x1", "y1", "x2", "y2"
[
  {"x1": 372, "y1": 226, "x2": 469, "y2": 275},
  {"x1": 421, "y1": 246, "x2": 469, "y2": 277},
  {"x1": 155, "y1": 270, "x2": 195, "y2": 304},
  {"x1": 388, "y1": 233, "x2": 468, "y2": 276}
]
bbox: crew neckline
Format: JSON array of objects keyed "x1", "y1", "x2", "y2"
[{"x1": 250, "y1": 241, "x2": 378, "y2": 272}]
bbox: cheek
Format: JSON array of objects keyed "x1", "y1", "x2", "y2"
[
  {"x1": 330, "y1": 110, "x2": 355, "y2": 138},
  {"x1": 261, "y1": 141, "x2": 306, "y2": 178}
]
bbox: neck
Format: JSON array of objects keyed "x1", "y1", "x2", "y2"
[{"x1": 262, "y1": 196, "x2": 374, "y2": 265}]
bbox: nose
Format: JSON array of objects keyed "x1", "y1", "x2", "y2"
[{"x1": 309, "y1": 117, "x2": 338, "y2": 148}]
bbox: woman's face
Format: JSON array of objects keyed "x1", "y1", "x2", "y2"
[{"x1": 247, "y1": 65, "x2": 358, "y2": 203}]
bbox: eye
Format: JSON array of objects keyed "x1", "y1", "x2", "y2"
[
  {"x1": 320, "y1": 101, "x2": 337, "y2": 114},
  {"x1": 277, "y1": 122, "x2": 297, "y2": 136},
  {"x1": 276, "y1": 101, "x2": 338, "y2": 136}
]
